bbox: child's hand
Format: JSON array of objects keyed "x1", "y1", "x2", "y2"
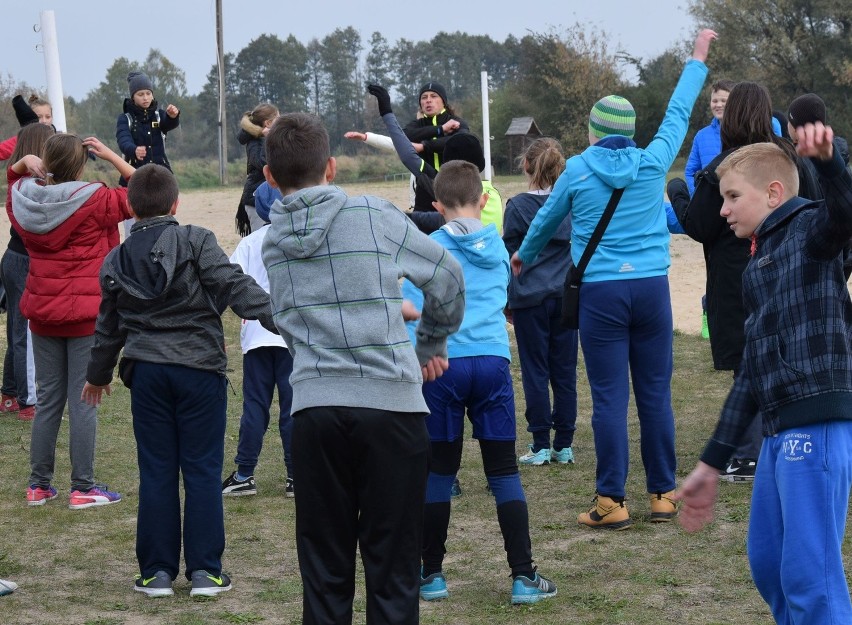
[
  {"x1": 82, "y1": 137, "x2": 118, "y2": 161},
  {"x1": 795, "y1": 122, "x2": 834, "y2": 161},
  {"x1": 691, "y1": 29, "x2": 718, "y2": 63},
  {"x1": 673, "y1": 461, "x2": 719, "y2": 532},
  {"x1": 421, "y1": 356, "x2": 449, "y2": 382},
  {"x1": 81, "y1": 381, "x2": 111, "y2": 406},
  {"x1": 135, "y1": 146, "x2": 147, "y2": 160},
  {"x1": 510, "y1": 252, "x2": 524, "y2": 276},
  {"x1": 21, "y1": 155, "x2": 46, "y2": 178},
  {"x1": 344, "y1": 131, "x2": 368, "y2": 142},
  {"x1": 165, "y1": 104, "x2": 180, "y2": 118},
  {"x1": 401, "y1": 299, "x2": 421, "y2": 321}
]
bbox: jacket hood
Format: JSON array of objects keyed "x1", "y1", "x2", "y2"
[
  {"x1": 270, "y1": 185, "x2": 347, "y2": 258},
  {"x1": 238, "y1": 114, "x2": 264, "y2": 144},
  {"x1": 11, "y1": 178, "x2": 101, "y2": 235},
  {"x1": 108, "y1": 216, "x2": 181, "y2": 301},
  {"x1": 580, "y1": 135, "x2": 641, "y2": 188},
  {"x1": 123, "y1": 97, "x2": 160, "y2": 115},
  {"x1": 440, "y1": 220, "x2": 503, "y2": 269}
]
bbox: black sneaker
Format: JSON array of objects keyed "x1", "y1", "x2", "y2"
[
  {"x1": 451, "y1": 477, "x2": 462, "y2": 498},
  {"x1": 189, "y1": 570, "x2": 232, "y2": 597},
  {"x1": 720, "y1": 458, "x2": 756, "y2": 483},
  {"x1": 285, "y1": 477, "x2": 295, "y2": 498},
  {"x1": 222, "y1": 471, "x2": 256, "y2": 496},
  {"x1": 134, "y1": 570, "x2": 174, "y2": 597}
]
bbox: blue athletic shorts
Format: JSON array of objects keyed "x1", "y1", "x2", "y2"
[{"x1": 422, "y1": 355, "x2": 515, "y2": 442}]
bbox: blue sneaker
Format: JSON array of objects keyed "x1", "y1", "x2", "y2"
[
  {"x1": 420, "y1": 570, "x2": 449, "y2": 601},
  {"x1": 450, "y1": 477, "x2": 462, "y2": 498},
  {"x1": 551, "y1": 447, "x2": 575, "y2": 464},
  {"x1": 518, "y1": 445, "x2": 550, "y2": 466},
  {"x1": 511, "y1": 572, "x2": 557, "y2": 604}
]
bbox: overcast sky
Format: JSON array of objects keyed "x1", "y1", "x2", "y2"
[{"x1": 4, "y1": 1, "x2": 697, "y2": 101}]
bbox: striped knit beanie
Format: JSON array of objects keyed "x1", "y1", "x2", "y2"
[{"x1": 589, "y1": 95, "x2": 636, "y2": 139}]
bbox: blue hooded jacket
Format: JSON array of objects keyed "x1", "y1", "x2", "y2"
[
  {"x1": 518, "y1": 58, "x2": 708, "y2": 283},
  {"x1": 403, "y1": 219, "x2": 510, "y2": 360}
]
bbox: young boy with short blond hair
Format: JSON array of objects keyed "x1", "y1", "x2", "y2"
[{"x1": 678, "y1": 125, "x2": 852, "y2": 624}]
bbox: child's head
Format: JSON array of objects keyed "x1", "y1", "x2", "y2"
[
  {"x1": 709, "y1": 79, "x2": 735, "y2": 120},
  {"x1": 264, "y1": 112, "x2": 333, "y2": 193},
  {"x1": 443, "y1": 133, "x2": 485, "y2": 172},
  {"x1": 720, "y1": 81, "x2": 775, "y2": 150},
  {"x1": 127, "y1": 164, "x2": 180, "y2": 219},
  {"x1": 10, "y1": 122, "x2": 55, "y2": 164},
  {"x1": 787, "y1": 93, "x2": 826, "y2": 144},
  {"x1": 588, "y1": 95, "x2": 636, "y2": 144},
  {"x1": 27, "y1": 95, "x2": 53, "y2": 125},
  {"x1": 520, "y1": 137, "x2": 565, "y2": 191},
  {"x1": 248, "y1": 103, "x2": 279, "y2": 129},
  {"x1": 419, "y1": 81, "x2": 448, "y2": 116},
  {"x1": 127, "y1": 72, "x2": 154, "y2": 109},
  {"x1": 433, "y1": 160, "x2": 484, "y2": 215},
  {"x1": 42, "y1": 134, "x2": 89, "y2": 184},
  {"x1": 717, "y1": 143, "x2": 798, "y2": 238}
]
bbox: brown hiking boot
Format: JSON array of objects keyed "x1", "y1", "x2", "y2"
[
  {"x1": 577, "y1": 495, "x2": 633, "y2": 530},
  {"x1": 649, "y1": 490, "x2": 678, "y2": 522}
]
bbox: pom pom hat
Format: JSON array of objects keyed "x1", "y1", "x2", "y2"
[{"x1": 589, "y1": 95, "x2": 636, "y2": 139}]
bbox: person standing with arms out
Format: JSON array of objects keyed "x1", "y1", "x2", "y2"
[
  {"x1": 404, "y1": 82, "x2": 469, "y2": 174},
  {"x1": 10, "y1": 134, "x2": 135, "y2": 509},
  {"x1": 512, "y1": 29, "x2": 716, "y2": 529},
  {"x1": 502, "y1": 137, "x2": 578, "y2": 467},
  {"x1": 235, "y1": 103, "x2": 279, "y2": 235},
  {"x1": 678, "y1": 125, "x2": 852, "y2": 625}
]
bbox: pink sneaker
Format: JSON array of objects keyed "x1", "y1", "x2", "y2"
[
  {"x1": 17, "y1": 405, "x2": 35, "y2": 421},
  {"x1": 27, "y1": 484, "x2": 58, "y2": 506},
  {"x1": 0, "y1": 394, "x2": 19, "y2": 413},
  {"x1": 69, "y1": 486, "x2": 122, "y2": 510}
]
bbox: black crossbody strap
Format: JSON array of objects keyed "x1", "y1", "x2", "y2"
[{"x1": 574, "y1": 187, "x2": 625, "y2": 278}]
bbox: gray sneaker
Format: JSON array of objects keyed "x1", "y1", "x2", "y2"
[
  {"x1": 134, "y1": 570, "x2": 173, "y2": 597},
  {"x1": 190, "y1": 570, "x2": 232, "y2": 597}
]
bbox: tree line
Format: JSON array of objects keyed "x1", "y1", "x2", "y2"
[{"x1": 1, "y1": 0, "x2": 849, "y2": 176}]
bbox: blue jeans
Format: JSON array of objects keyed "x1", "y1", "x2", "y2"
[
  {"x1": 234, "y1": 347, "x2": 294, "y2": 479},
  {"x1": 1, "y1": 249, "x2": 34, "y2": 406},
  {"x1": 131, "y1": 362, "x2": 227, "y2": 580},
  {"x1": 579, "y1": 277, "x2": 676, "y2": 497},
  {"x1": 512, "y1": 297, "x2": 578, "y2": 451},
  {"x1": 749, "y1": 422, "x2": 852, "y2": 625}
]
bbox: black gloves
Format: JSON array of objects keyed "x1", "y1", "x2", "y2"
[
  {"x1": 367, "y1": 84, "x2": 393, "y2": 117},
  {"x1": 13, "y1": 95, "x2": 39, "y2": 127}
]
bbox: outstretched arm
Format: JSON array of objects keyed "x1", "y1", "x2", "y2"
[{"x1": 84, "y1": 136, "x2": 135, "y2": 180}]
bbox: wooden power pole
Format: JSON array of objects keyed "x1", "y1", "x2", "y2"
[{"x1": 216, "y1": 0, "x2": 227, "y2": 185}]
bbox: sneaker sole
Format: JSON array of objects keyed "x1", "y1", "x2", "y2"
[
  {"x1": 551, "y1": 458, "x2": 574, "y2": 465},
  {"x1": 719, "y1": 475, "x2": 755, "y2": 483},
  {"x1": 134, "y1": 586, "x2": 174, "y2": 597},
  {"x1": 420, "y1": 588, "x2": 449, "y2": 601},
  {"x1": 190, "y1": 584, "x2": 232, "y2": 597},
  {"x1": 578, "y1": 518, "x2": 634, "y2": 530},
  {"x1": 68, "y1": 498, "x2": 122, "y2": 510},
  {"x1": 518, "y1": 458, "x2": 550, "y2": 466},
  {"x1": 649, "y1": 512, "x2": 677, "y2": 523},
  {"x1": 27, "y1": 496, "x2": 57, "y2": 506},
  {"x1": 512, "y1": 588, "x2": 557, "y2": 604},
  {"x1": 223, "y1": 489, "x2": 257, "y2": 497},
  {"x1": 285, "y1": 492, "x2": 295, "y2": 499}
]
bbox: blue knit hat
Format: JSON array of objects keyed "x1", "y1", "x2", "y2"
[
  {"x1": 589, "y1": 95, "x2": 636, "y2": 139},
  {"x1": 253, "y1": 182, "x2": 282, "y2": 223}
]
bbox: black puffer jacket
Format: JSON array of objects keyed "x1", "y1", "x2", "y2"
[{"x1": 238, "y1": 114, "x2": 267, "y2": 207}]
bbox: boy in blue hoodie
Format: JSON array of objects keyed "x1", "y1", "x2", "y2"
[{"x1": 403, "y1": 160, "x2": 557, "y2": 605}]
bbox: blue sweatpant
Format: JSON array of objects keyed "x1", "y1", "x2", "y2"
[
  {"x1": 234, "y1": 347, "x2": 294, "y2": 479},
  {"x1": 579, "y1": 277, "x2": 676, "y2": 497},
  {"x1": 749, "y1": 422, "x2": 852, "y2": 625},
  {"x1": 131, "y1": 362, "x2": 227, "y2": 580},
  {"x1": 512, "y1": 296, "x2": 578, "y2": 451}
]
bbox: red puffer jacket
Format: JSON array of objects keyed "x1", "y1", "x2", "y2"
[{"x1": 8, "y1": 178, "x2": 130, "y2": 336}]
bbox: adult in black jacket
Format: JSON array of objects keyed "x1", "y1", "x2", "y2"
[
  {"x1": 235, "y1": 103, "x2": 278, "y2": 236},
  {"x1": 403, "y1": 81, "x2": 470, "y2": 177}
]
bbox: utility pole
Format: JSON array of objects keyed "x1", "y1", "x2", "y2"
[
  {"x1": 216, "y1": 0, "x2": 227, "y2": 185},
  {"x1": 39, "y1": 11, "x2": 66, "y2": 132}
]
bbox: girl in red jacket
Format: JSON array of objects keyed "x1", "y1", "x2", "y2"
[{"x1": 9, "y1": 133, "x2": 135, "y2": 509}]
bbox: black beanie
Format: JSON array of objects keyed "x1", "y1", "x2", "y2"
[
  {"x1": 443, "y1": 133, "x2": 485, "y2": 172},
  {"x1": 12, "y1": 95, "x2": 39, "y2": 127},
  {"x1": 418, "y1": 81, "x2": 448, "y2": 107},
  {"x1": 127, "y1": 72, "x2": 153, "y2": 97},
  {"x1": 788, "y1": 94, "x2": 826, "y2": 128}
]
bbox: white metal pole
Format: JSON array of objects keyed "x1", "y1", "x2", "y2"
[
  {"x1": 39, "y1": 11, "x2": 66, "y2": 132},
  {"x1": 480, "y1": 71, "x2": 492, "y2": 181}
]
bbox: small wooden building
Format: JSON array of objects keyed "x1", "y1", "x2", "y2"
[{"x1": 505, "y1": 117, "x2": 542, "y2": 172}]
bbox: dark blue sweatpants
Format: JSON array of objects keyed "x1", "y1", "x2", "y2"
[
  {"x1": 234, "y1": 347, "x2": 294, "y2": 478},
  {"x1": 131, "y1": 361, "x2": 227, "y2": 580}
]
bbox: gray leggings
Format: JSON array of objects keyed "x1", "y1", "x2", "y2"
[{"x1": 29, "y1": 334, "x2": 97, "y2": 492}]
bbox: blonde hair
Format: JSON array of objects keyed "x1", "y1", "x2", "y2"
[
  {"x1": 27, "y1": 94, "x2": 51, "y2": 110},
  {"x1": 42, "y1": 134, "x2": 89, "y2": 184},
  {"x1": 717, "y1": 143, "x2": 799, "y2": 198},
  {"x1": 520, "y1": 137, "x2": 565, "y2": 191}
]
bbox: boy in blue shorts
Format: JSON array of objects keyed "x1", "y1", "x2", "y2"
[
  {"x1": 402, "y1": 160, "x2": 557, "y2": 605},
  {"x1": 678, "y1": 124, "x2": 852, "y2": 624},
  {"x1": 82, "y1": 164, "x2": 277, "y2": 597}
]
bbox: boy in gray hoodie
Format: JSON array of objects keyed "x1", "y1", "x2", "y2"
[{"x1": 261, "y1": 112, "x2": 465, "y2": 625}]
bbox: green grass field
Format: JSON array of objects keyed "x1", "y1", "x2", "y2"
[{"x1": 0, "y1": 308, "x2": 799, "y2": 625}]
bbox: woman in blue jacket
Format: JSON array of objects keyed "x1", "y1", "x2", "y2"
[{"x1": 512, "y1": 29, "x2": 716, "y2": 530}]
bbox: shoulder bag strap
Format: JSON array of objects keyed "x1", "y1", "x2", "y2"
[{"x1": 574, "y1": 187, "x2": 625, "y2": 279}]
